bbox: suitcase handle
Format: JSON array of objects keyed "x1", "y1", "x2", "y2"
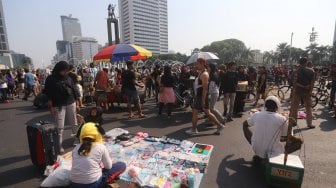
[{"x1": 39, "y1": 121, "x2": 50, "y2": 125}]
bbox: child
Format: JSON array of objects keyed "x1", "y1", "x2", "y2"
[
  {"x1": 76, "y1": 107, "x2": 104, "y2": 138},
  {"x1": 76, "y1": 76, "x2": 84, "y2": 108}
]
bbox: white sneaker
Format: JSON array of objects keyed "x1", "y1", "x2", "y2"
[{"x1": 185, "y1": 128, "x2": 198, "y2": 135}]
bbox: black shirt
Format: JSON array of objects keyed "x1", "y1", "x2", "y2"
[
  {"x1": 297, "y1": 67, "x2": 315, "y2": 86},
  {"x1": 221, "y1": 71, "x2": 238, "y2": 93},
  {"x1": 17, "y1": 72, "x2": 24, "y2": 83},
  {"x1": 160, "y1": 74, "x2": 175, "y2": 87},
  {"x1": 122, "y1": 70, "x2": 136, "y2": 91},
  {"x1": 44, "y1": 74, "x2": 79, "y2": 107}
]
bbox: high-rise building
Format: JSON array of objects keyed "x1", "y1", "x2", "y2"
[
  {"x1": 61, "y1": 15, "x2": 82, "y2": 42},
  {"x1": 0, "y1": 0, "x2": 10, "y2": 53},
  {"x1": 72, "y1": 36, "x2": 98, "y2": 63},
  {"x1": 119, "y1": 0, "x2": 168, "y2": 55}
]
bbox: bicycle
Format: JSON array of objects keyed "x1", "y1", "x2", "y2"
[
  {"x1": 265, "y1": 82, "x2": 284, "y2": 98},
  {"x1": 277, "y1": 84, "x2": 318, "y2": 108}
]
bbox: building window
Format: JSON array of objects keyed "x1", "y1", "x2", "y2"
[{"x1": 1, "y1": 43, "x2": 7, "y2": 50}]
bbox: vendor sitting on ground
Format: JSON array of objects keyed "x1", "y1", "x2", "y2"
[
  {"x1": 76, "y1": 107, "x2": 104, "y2": 139},
  {"x1": 243, "y1": 96, "x2": 288, "y2": 162},
  {"x1": 71, "y1": 123, "x2": 126, "y2": 188}
]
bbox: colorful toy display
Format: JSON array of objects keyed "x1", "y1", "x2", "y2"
[{"x1": 104, "y1": 128, "x2": 214, "y2": 188}]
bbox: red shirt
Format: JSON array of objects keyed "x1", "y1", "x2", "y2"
[{"x1": 95, "y1": 70, "x2": 109, "y2": 90}]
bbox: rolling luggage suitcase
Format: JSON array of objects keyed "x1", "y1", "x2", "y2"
[{"x1": 26, "y1": 121, "x2": 60, "y2": 169}]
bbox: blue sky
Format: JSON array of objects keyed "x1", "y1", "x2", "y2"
[{"x1": 3, "y1": 0, "x2": 336, "y2": 68}]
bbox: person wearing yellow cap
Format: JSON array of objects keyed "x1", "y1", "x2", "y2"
[{"x1": 70, "y1": 123, "x2": 126, "y2": 187}]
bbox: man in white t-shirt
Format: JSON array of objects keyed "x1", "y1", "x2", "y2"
[{"x1": 243, "y1": 96, "x2": 288, "y2": 161}]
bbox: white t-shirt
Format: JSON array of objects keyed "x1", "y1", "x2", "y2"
[
  {"x1": 70, "y1": 143, "x2": 112, "y2": 184},
  {"x1": 247, "y1": 111, "x2": 288, "y2": 158},
  {"x1": 209, "y1": 81, "x2": 219, "y2": 94}
]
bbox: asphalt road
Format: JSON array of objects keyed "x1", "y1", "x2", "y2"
[{"x1": 0, "y1": 97, "x2": 336, "y2": 188}]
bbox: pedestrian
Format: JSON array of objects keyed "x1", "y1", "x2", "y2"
[
  {"x1": 70, "y1": 122, "x2": 126, "y2": 188},
  {"x1": 218, "y1": 64, "x2": 227, "y2": 100},
  {"x1": 44, "y1": 61, "x2": 80, "y2": 153},
  {"x1": 243, "y1": 96, "x2": 288, "y2": 163},
  {"x1": 23, "y1": 69, "x2": 37, "y2": 101},
  {"x1": 121, "y1": 61, "x2": 145, "y2": 119},
  {"x1": 94, "y1": 68, "x2": 109, "y2": 112},
  {"x1": 222, "y1": 62, "x2": 238, "y2": 121},
  {"x1": 0, "y1": 73, "x2": 8, "y2": 103},
  {"x1": 76, "y1": 76, "x2": 84, "y2": 108},
  {"x1": 329, "y1": 64, "x2": 336, "y2": 117},
  {"x1": 5, "y1": 71, "x2": 15, "y2": 100},
  {"x1": 253, "y1": 66, "x2": 267, "y2": 106},
  {"x1": 207, "y1": 63, "x2": 226, "y2": 124},
  {"x1": 144, "y1": 67, "x2": 153, "y2": 98},
  {"x1": 289, "y1": 57, "x2": 315, "y2": 129},
  {"x1": 15, "y1": 69, "x2": 25, "y2": 98},
  {"x1": 158, "y1": 66, "x2": 176, "y2": 117},
  {"x1": 151, "y1": 66, "x2": 161, "y2": 103},
  {"x1": 233, "y1": 66, "x2": 249, "y2": 116},
  {"x1": 185, "y1": 58, "x2": 225, "y2": 135}
]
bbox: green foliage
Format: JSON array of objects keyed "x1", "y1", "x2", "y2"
[
  {"x1": 201, "y1": 39, "x2": 250, "y2": 63},
  {"x1": 148, "y1": 53, "x2": 189, "y2": 63}
]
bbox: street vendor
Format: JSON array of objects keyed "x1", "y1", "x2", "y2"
[
  {"x1": 243, "y1": 96, "x2": 288, "y2": 163},
  {"x1": 71, "y1": 122, "x2": 126, "y2": 188}
]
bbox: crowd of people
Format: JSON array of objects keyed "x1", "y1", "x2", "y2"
[
  {"x1": 0, "y1": 68, "x2": 47, "y2": 103},
  {"x1": 2, "y1": 57, "x2": 336, "y2": 187}
]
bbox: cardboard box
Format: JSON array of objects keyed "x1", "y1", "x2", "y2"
[
  {"x1": 237, "y1": 81, "x2": 248, "y2": 92},
  {"x1": 266, "y1": 154, "x2": 304, "y2": 188}
]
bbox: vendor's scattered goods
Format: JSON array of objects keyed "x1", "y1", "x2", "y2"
[{"x1": 42, "y1": 128, "x2": 213, "y2": 188}]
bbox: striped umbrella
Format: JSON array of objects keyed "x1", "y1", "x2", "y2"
[{"x1": 93, "y1": 44, "x2": 152, "y2": 62}]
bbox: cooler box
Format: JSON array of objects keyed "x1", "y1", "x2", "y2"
[
  {"x1": 237, "y1": 81, "x2": 248, "y2": 92},
  {"x1": 266, "y1": 154, "x2": 304, "y2": 188}
]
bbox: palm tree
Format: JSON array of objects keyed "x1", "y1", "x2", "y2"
[
  {"x1": 276, "y1": 42, "x2": 290, "y2": 64},
  {"x1": 241, "y1": 48, "x2": 254, "y2": 64},
  {"x1": 316, "y1": 45, "x2": 331, "y2": 64}
]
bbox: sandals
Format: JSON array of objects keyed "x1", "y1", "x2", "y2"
[{"x1": 138, "y1": 114, "x2": 146, "y2": 118}]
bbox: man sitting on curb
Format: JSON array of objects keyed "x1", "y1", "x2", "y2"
[{"x1": 243, "y1": 96, "x2": 288, "y2": 164}]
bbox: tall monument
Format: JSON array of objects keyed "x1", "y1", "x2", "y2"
[{"x1": 107, "y1": 4, "x2": 120, "y2": 45}]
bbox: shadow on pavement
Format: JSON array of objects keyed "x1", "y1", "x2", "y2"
[
  {"x1": 0, "y1": 165, "x2": 44, "y2": 187},
  {"x1": 216, "y1": 154, "x2": 267, "y2": 188},
  {"x1": 0, "y1": 155, "x2": 30, "y2": 168},
  {"x1": 320, "y1": 119, "x2": 336, "y2": 132}
]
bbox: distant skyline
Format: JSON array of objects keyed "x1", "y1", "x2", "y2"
[{"x1": 3, "y1": 0, "x2": 336, "y2": 68}]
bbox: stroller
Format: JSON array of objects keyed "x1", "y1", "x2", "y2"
[{"x1": 174, "y1": 83, "x2": 193, "y2": 108}]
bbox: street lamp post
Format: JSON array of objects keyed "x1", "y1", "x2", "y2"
[{"x1": 289, "y1": 32, "x2": 294, "y2": 65}]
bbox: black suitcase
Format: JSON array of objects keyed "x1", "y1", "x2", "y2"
[
  {"x1": 26, "y1": 121, "x2": 60, "y2": 169},
  {"x1": 33, "y1": 93, "x2": 48, "y2": 109}
]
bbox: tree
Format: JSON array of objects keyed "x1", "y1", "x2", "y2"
[
  {"x1": 331, "y1": 41, "x2": 336, "y2": 64},
  {"x1": 201, "y1": 38, "x2": 248, "y2": 63},
  {"x1": 22, "y1": 56, "x2": 33, "y2": 69},
  {"x1": 290, "y1": 47, "x2": 307, "y2": 63},
  {"x1": 276, "y1": 42, "x2": 290, "y2": 64}
]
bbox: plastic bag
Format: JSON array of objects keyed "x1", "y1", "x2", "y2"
[{"x1": 41, "y1": 155, "x2": 72, "y2": 187}]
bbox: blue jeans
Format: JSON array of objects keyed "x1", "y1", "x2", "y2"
[{"x1": 72, "y1": 162, "x2": 126, "y2": 188}]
